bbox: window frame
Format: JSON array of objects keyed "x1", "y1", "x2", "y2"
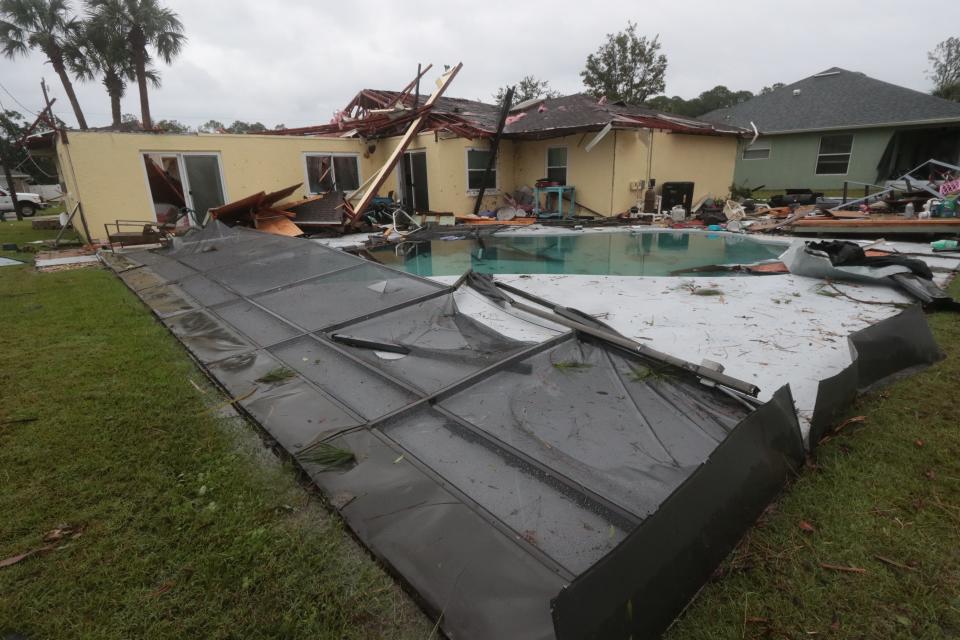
[
  {"x1": 465, "y1": 147, "x2": 498, "y2": 194},
  {"x1": 814, "y1": 134, "x2": 854, "y2": 176},
  {"x1": 545, "y1": 145, "x2": 569, "y2": 184},
  {"x1": 741, "y1": 141, "x2": 771, "y2": 161},
  {"x1": 139, "y1": 150, "x2": 229, "y2": 224},
  {"x1": 303, "y1": 152, "x2": 362, "y2": 195}
]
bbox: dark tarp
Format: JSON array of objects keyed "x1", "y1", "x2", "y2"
[
  {"x1": 808, "y1": 304, "x2": 945, "y2": 447},
  {"x1": 103, "y1": 222, "x2": 865, "y2": 639}
]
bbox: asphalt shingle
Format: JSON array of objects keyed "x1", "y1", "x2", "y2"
[{"x1": 700, "y1": 67, "x2": 960, "y2": 134}]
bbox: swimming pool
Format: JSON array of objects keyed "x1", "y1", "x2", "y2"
[{"x1": 369, "y1": 230, "x2": 787, "y2": 277}]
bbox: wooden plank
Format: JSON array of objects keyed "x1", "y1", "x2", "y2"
[
  {"x1": 472, "y1": 86, "x2": 514, "y2": 215},
  {"x1": 255, "y1": 215, "x2": 303, "y2": 237},
  {"x1": 346, "y1": 63, "x2": 463, "y2": 228}
]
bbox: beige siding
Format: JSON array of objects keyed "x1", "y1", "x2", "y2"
[
  {"x1": 57, "y1": 131, "x2": 372, "y2": 241},
  {"x1": 56, "y1": 126, "x2": 738, "y2": 242},
  {"x1": 511, "y1": 130, "x2": 737, "y2": 216}
]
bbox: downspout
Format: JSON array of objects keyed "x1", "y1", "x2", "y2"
[
  {"x1": 646, "y1": 128, "x2": 654, "y2": 183},
  {"x1": 609, "y1": 130, "x2": 617, "y2": 215}
]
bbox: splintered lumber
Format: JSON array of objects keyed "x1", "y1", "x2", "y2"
[
  {"x1": 386, "y1": 64, "x2": 434, "y2": 109},
  {"x1": 346, "y1": 63, "x2": 464, "y2": 228},
  {"x1": 208, "y1": 183, "x2": 304, "y2": 236},
  {"x1": 255, "y1": 215, "x2": 302, "y2": 237},
  {"x1": 209, "y1": 183, "x2": 301, "y2": 223}
]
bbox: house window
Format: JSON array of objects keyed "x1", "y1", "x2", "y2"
[
  {"x1": 815, "y1": 134, "x2": 853, "y2": 175},
  {"x1": 304, "y1": 154, "x2": 361, "y2": 193},
  {"x1": 466, "y1": 148, "x2": 496, "y2": 191},
  {"x1": 546, "y1": 147, "x2": 568, "y2": 184},
  {"x1": 742, "y1": 142, "x2": 771, "y2": 160}
]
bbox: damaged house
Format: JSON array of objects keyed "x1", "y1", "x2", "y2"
[
  {"x1": 30, "y1": 66, "x2": 745, "y2": 242},
  {"x1": 703, "y1": 67, "x2": 960, "y2": 191}
]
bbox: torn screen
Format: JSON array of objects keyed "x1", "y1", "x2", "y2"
[{"x1": 110, "y1": 222, "x2": 807, "y2": 640}]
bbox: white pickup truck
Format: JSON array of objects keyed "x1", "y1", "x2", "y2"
[{"x1": 0, "y1": 186, "x2": 44, "y2": 217}]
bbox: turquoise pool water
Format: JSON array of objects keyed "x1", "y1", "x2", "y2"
[{"x1": 369, "y1": 231, "x2": 786, "y2": 277}]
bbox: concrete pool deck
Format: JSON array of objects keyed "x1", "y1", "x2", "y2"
[{"x1": 396, "y1": 228, "x2": 959, "y2": 443}]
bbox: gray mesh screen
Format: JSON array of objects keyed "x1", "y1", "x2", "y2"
[
  {"x1": 269, "y1": 335, "x2": 417, "y2": 420},
  {"x1": 330, "y1": 295, "x2": 533, "y2": 393},
  {"x1": 381, "y1": 407, "x2": 628, "y2": 574},
  {"x1": 109, "y1": 222, "x2": 806, "y2": 640},
  {"x1": 254, "y1": 262, "x2": 444, "y2": 331},
  {"x1": 138, "y1": 284, "x2": 197, "y2": 318},
  {"x1": 164, "y1": 310, "x2": 253, "y2": 363},
  {"x1": 439, "y1": 339, "x2": 747, "y2": 517},
  {"x1": 213, "y1": 300, "x2": 301, "y2": 347},
  {"x1": 178, "y1": 274, "x2": 239, "y2": 307},
  {"x1": 205, "y1": 246, "x2": 358, "y2": 296}
]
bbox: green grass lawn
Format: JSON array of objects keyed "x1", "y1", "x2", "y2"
[
  {"x1": 0, "y1": 262, "x2": 430, "y2": 638},
  {"x1": 0, "y1": 220, "x2": 957, "y2": 639},
  {"x1": 0, "y1": 218, "x2": 81, "y2": 264},
  {"x1": 41, "y1": 202, "x2": 65, "y2": 217}
]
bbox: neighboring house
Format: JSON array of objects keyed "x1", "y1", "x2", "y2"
[
  {"x1": 0, "y1": 171, "x2": 32, "y2": 193},
  {"x1": 29, "y1": 80, "x2": 745, "y2": 242},
  {"x1": 702, "y1": 67, "x2": 960, "y2": 192}
]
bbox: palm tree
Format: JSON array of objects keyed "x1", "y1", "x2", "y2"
[
  {"x1": 0, "y1": 0, "x2": 88, "y2": 129},
  {"x1": 87, "y1": 0, "x2": 183, "y2": 130},
  {"x1": 65, "y1": 11, "x2": 158, "y2": 128}
]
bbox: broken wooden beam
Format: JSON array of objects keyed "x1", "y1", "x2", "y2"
[{"x1": 345, "y1": 63, "x2": 464, "y2": 229}]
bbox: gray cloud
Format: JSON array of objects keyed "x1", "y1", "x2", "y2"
[{"x1": 0, "y1": 0, "x2": 950, "y2": 129}]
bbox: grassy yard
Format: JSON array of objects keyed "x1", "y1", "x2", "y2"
[
  {"x1": 0, "y1": 218, "x2": 80, "y2": 264},
  {"x1": 0, "y1": 220, "x2": 957, "y2": 639},
  {"x1": 0, "y1": 242, "x2": 430, "y2": 638}
]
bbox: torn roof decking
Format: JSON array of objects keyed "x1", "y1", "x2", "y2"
[
  {"x1": 269, "y1": 89, "x2": 747, "y2": 141},
  {"x1": 105, "y1": 223, "x2": 804, "y2": 640}
]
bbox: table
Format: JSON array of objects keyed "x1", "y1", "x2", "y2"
[{"x1": 533, "y1": 185, "x2": 575, "y2": 219}]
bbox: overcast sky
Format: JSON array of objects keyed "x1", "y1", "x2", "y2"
[{"x1": 0, "y1": 0, "x2": 952, "y2": 130}]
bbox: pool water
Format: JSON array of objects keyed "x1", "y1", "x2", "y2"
[{"x1": 369, "y1": 231, "x2": 786, "y2": 277}]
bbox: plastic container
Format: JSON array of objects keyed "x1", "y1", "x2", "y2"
[{"x1": 931, "y1": 239, "x2": 959, "y2": 251}]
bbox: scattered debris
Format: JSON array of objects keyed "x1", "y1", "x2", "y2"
[
  {"x1": 874, "y1": 555, "x2": 914, "y2": 572},
  {"x1": 0, "y1": 545, "x2": 55, "y2": 569},
  {"x1": 551, "y1": 360, "x2": 593, "y2": 371},
  {"x1": 42, "y1": 524, "x2": 84, "y2": 542},
  {"x1": 209, "y1": 184, "x2": 304, "y2": 237},
  {"x1": 298, "y1": 443, "x2": 356, "y2": 469},
  {"x1": 819, "y1": 562, "x2": 867, "y2": 574},
  {"x1": 255, "y1": 367, "x2": 297, "y2": 384}
]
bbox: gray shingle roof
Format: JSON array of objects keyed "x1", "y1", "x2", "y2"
[
  {"x1": 363, "y1": 90, "x2": 745, "y2": 138},
  {"x1": 500, "y1": 93, "x2": 744, "y2": 138},
  {"x1": 700, "y1": 67, "x2": 960, "y2": 134}
]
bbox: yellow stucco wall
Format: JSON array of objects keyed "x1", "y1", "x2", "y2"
[
  {"x1": 510, "y1": 130, "x2": 737, "y2": 216},
  {"x1": 647, "y1": 131, "x2": 738, "y2": 206},
  {"x1": 56, "y1": 126, "x2": 738, "y2": 241},
  {"x1": 374, "y1": 132, "x2": 507, "y2": 214},
  {"x1": 512, "y1": 133, "x2": 620, "y2": 215},
  {"x1": 56, "y1": 131, "x2": 376, "y2": 241}
]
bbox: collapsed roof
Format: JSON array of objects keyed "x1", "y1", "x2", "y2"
[
  {"x1": 269, "y1": 82, "x2": 748, "y2": 140},
  {"x1": 701, "y1": 67, "x2": 960, "y2": 134}
]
